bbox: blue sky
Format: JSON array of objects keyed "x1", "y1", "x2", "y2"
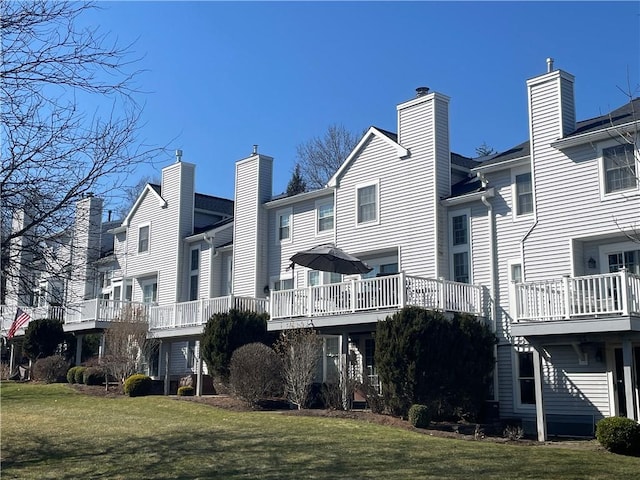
[{"x1": 80, "y1": 1, "x2": 640, "y2": 202}]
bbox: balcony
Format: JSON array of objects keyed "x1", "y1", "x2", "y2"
[
  {"x1": 512, "y1": 270, "x2": 640, "y2": 337},
  {"x1": 64, "y1": 299, "x2": 150, "y2": 332},
  {"x1": 148, "y1": 296, "x2": 268, "y2": 337},
  {"x1": 0, "y1": 304, "x2": 65, "y2": 336},
  {"x1": 268, "y1": 272, "x2": 484, "y2": 330}
]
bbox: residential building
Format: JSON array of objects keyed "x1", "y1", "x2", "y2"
[{"x1": 2, "y1": 60, "x2": 638, "y2": 441}]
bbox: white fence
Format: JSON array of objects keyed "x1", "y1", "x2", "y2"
[
  {"x1": 515, "y1": 270, "x2": 640, "y2": 321},
  {"x1": 270, "y1": 273, "x2": 483, "y2": 320}
]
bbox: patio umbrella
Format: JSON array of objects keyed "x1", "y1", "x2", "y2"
[{"x1": 290, "y1": 244, "x2": 373, "y2": 275}]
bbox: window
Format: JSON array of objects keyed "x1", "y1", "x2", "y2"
[
  {"x1": 273, "y1": 278, "x2": 294, "y2": 291},
  {"x1": 517, "y1": 351, "x2": 536, "y2": 406},
  {"x1": 189, "y1": 248, "x2": 199, "y2": 301},
  {"x1": 356, "y1": 182, "x2": 378, "y2": 225},
  {"x1": 449, "y1": 211, "x2": 471, "y2": 283},
  {"x1": 138, "y1": 225, "x2": 150, "y2": 253},
  {"x1": 603, "y1": 144, "x2": 637, "y2": 194},
  {"x1": 508, "y1": 260, "x2": 523, "y2": 319},
  {"x1": 276, "y1": 209, "x2": 292, "y2": 242},
  {"x1": 608, "y1": 250, "x2": 640, "y2": 275},
  {"x1": 308, "y1": 270, "x2": 342, "y2": 286},
  {"x1": 316, "y1": 201, "x2": 334, "y2": 233},
  {"x1": 515, "y1": 172, "x2": 533, "y2": 215},
  {"x1": 142, "y1": 282, "x2": 157, "y2": 304}
]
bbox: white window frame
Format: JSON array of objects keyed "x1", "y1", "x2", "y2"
[
  {"x1": 141, "y1": 279, "x2": 158, "y2": 304},
  {"x1": 355, "y1": 180, "x2": 380, "y2": 227},
  {"x1": 271, "y1": 273, "x2": 294, "y2": 291},
  {"x1": 599, "y1": 240, "x2": 640, "y2": 275},
  {"x1": 307, "y1": 270, "x2": 342, "y2": 287},
  {"x1": 448, "y1": 209, "x2": 472, "y2": 283},
  {"x1": 512, "y1": 346, "x2": 536, "y2": 411},
  {"x1": 315, "y1": 199, "x2": 334, "y2": 236},
  {"x1": 598, "y1": 140, "x2": 639, "y2": 200},
  {"x1": 276, "y1": 208, "x2": 293, "y2": 243},
  {"x1": 189, "y1": 246, "x2": 200, "y2": 301},
  {"x1": 511, "y1": 165, "x2": 534, "y2": 219},
  {"x1": 137, "y1": 223, "x2": 150, "y2": 254}
]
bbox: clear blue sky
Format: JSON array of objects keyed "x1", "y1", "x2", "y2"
[{"x1": 81, "y1": 1, "x2": 640, "y2": 202}]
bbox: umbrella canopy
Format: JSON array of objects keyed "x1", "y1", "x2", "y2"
[{"x1": 290, "y1": 244, "x2": 373, "y2": 275}]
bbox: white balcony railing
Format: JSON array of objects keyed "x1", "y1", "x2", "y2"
[
  {"x1": 269, "y1": 272, "x2": 483, "y2": 320},
  {"x1": 0, "y1": 304, "x2": 65, "y2": 335},
  {"x1": 515, "y1": 270, "x2": 640, "y2": 322},
  {"x1": 148, "y1": 295, "x2": 268, "y2": 330},
  {"x1": 64, "y1": 299, "x2": 150, "y2": 324}
]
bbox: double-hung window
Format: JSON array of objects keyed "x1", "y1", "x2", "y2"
[
  {"x1": 449, "y1": 211, "x2": 471, "y2": 283},
  {"x1": 138, "y1": 224, "x2": 150, "y2": 253},
  {"x1": 603, "y1": 144, "x2": 637, "y2": 194},
  {"x1": 516, "y1": 350, "x2": 536, "y2": 406},
  {"x1": 276, "y1": 208, "x2": 292, "y2": 242},
  {"x1": 515, "y1": 172, "x2": 533, "y2": 215},
  {"x1": 356, "y1": 181, "x2": 378, "y2": 225},
  {"x1": 316, "y1": 200, "x2": 334, "y2": 234}
]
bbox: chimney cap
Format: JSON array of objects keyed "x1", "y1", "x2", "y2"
[
  {"x1": 546, "y1": 57, "x2": 554, "y2": 73},
  {"x1": 175, "y1": 149, "x2": 183, "y2": 162},
  {"x1": 252, "y1": 144, "x2": 258, "y2": 155},
  {"x1": 416, "y1": 86, "x2": 430, "y2": 97}
]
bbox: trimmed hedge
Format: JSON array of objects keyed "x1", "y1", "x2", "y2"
[
  {"x1": 177, "y1": 386, "x2": 194, "y2": 396},
  {"x1": 83, "y1": 367, "x2": 105, "y2": 386},
  {"x1": 66, "y1": 366, "x2": 85, "y2": 384},
  {"x1": 74, "y1": 366, "x2": 87, "y2": 384},
  {"x1": 596, "y1": 417, "x2": 640, "y2": 456},
  {"x1": 124, "y1": 374, "x2": 152, "y2": 397},
  {"x1": 408, "y1": 404, "x2": 431, "y2": 429}
]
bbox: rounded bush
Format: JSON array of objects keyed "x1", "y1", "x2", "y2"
[
  {"x1": 177, "y1": 386, "x2": 195, "y2": 396},
  {"x1": 408, "y1": 404, "x2": 431, "y2": 429},
  {"x1": 74, "y1": 366, "x2": 87, "y2": 384},
  {"x1": 33, "y1": 355, "x2": 69, "y2": 383},
  {"x1": 124, "y1": 373, "x2": 152, "y2": 397},
  {"x1": 230, "y1": 342, "x2": 283, "y2": 407},
  {"x1": 83, "y1": 367, "x2": 105, "y2": 386},
  {"x1": 596, "y1": 416, "x2": 640, "y2": 456},
  {"x1": 66, "y1": 366, "x2": 83, "y2": 384}
]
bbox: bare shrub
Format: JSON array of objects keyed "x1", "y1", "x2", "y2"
[
  {"x1": 32, "y1": 355, "x2": 69, "y2": 383},
  {"x1": 229, "y1": 343, "x2": 283, "y2": 408}
]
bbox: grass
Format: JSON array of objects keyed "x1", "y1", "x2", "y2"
[{"x1": 1, "y1": 383, "x2": 640, "y2": 479}]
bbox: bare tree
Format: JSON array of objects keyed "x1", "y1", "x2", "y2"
[
  {"x1": 101, "y1": 305, "x2": 156, "y2": 387},
  {"x1": 1, "y1": 1, "x2": 159, "y2": 303},
  {"x1": 296, "y1": 124, "x2": 363, "y2": 189},
  {"x1": 275, "y1": 328, "x2": 322, "y2": 409}
]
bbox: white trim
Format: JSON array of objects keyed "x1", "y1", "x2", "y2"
[
  {"x1": 441, "y1": 188, "x2": 495, "y2": 207},
  {"x1": 511, "y1": 165, "x2": 534, "y2": 221},
  {"x1": 598, "y1": 240, "x2": 640, "y2": 275},
  {"x1": 315, "y1": 198, "x2": 334, "y2": 237},
  {"x1": 507, "y1": 259, "x2": 523, "y2": 321},
  {"x1": 552, "y1": 120, "x2": 639, "y2": 150},
  {"x1": 327, "y1": 127, "x2": 408, "y2": 188},
  {"x1": 122, "y1": 185, "x2": 166, "y2": 227},
  {"x1": 597, "y1": 139, "x2": 639, "y2": 201},
  {"x1": 188, "y1": 245, "x2": 200, "y2": 301},
  {"x1": 275, "y1": 207, "x2": 293, "y2": 244},
  {"x1": 512, "y1": 345, "x2": 537, "y2": 412},
  {"x1": 448, "y1": 208, "x2": 472, "y2": 283},
  {"x1": 354, "y1": 179, "x2": 380, "y2": 227},
  {"x1": 265, "y1": 188, "x2": 334, "y2": 209}
]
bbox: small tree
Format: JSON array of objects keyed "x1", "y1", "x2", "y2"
[
  {"x1": 101, "y1": 305, "x2": 155, "y2": 386},
  {"x1": 200, "y1": 309, "x2": 274, "y2": 383},
  {"x1": 229, "y1": 342, "x2": 283, "y2": 408},
  {"x1": 23, "y1": 318, "x2": 65, "y2": 360},
  {"x1": 275, "y1": 328, "x2": 322, "y2": 410},
  {"x1": 285, "y1": 163, "x2": 307, "y2": 196}
]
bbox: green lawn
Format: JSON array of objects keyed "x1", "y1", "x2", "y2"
[{"x1": 1, "y1": 383, "x2": 639, "y2": 479}]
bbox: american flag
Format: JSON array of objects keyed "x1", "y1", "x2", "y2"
[{"x1": 7, "y1": 308, "x2": 31, "y2": 339}]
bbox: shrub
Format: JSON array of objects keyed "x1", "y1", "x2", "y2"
[
  {"x1": 23, "y1": 318, "x2": 65, "y2": 360},
  {"x1": 123, "y1": 373, "x2": 152, "y2": 397},
  {"x1": 66, "y1": 366, "x2": 84, "y2": 384},
  {"x1": 201, "y1": 309, "x2": 276, "y2": 383},
  {"x1": 83, "y1": 367, "x2": 105, "y2": 386},
  {"x1": 596, "y1": 416, "x2": 640, "y2": 456},
  {"x1": 408, "y1": 404, "x2": 431, "y2": 429},
  {"x1": 229, "y1": 342, "x2": 283, "y2": 407},
  {"x1": 177, "y1": 386, "x2": 194, "y2": 396},
  {"x1": 33, "y1": 355, "x2": 69, "y2": 383},
  {"x1": 74, "y1": 366, "x2": 87, "y2": 384},
  {"x1": 376, "y1": 307, "x2": 495, "y2": 419}
]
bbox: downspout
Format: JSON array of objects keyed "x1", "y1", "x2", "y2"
[{"x1": 478, "y1": 172, "x2": 498, "y2": 402}]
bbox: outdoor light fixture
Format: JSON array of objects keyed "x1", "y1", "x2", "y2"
[{"x1": 588, "y1": 257, "x2": 597, "y2": 269}]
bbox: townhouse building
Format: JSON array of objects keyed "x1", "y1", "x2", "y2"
[{"x1": 2, "y1": 60, "x2": 638, "y2": 441}]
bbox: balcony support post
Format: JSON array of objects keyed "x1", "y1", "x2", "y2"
[
  {"x1": 562, "y1": 276, "x2": 571, "y2": 319},
  {"x1": 622, "y1": 339, "x2": 637, "y2": 421},
  {"x1": 98, "y1": 333, "x2": 106, "y2": 360},
  {"x1": 75, "y1": 334, "x2": 83, "y2": 365},
  {"x1": 620, "y1": 269, "x2": 629, "y2": 316},
  {"x1": 532, "y1": 345, "x2": 547, "y2": 442},
  {"x1": 163, "y1": 342, "x2": 170, "y2": 396},
  {"x1": 8, "y1": 343, "x2": 15, "y2": 377},
  {"x1": 196, "y1": 344, "x2": 203, "y2": 397},
  {"x1": 350, "y1": 280, "x2": 356, "y2": 312}
]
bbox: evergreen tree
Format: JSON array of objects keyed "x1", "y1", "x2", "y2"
[{"x1": 286, "y1": 164, "x2": 307, "y2": 196}]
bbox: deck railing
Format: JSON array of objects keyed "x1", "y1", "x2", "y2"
[
  {"x1": 148, "y1": 295, "x2": 268, "y2": 330},
  {"x1": 0, "y1": 304, "x2": 65, "y2": 334},
  {"x1": 515, "y1": 270, "x2": 640, "y2": 322},
  {"x1": 269, "y1": 272, "x2": 483, "y2": 320},
  {"x1": 65, "y1": 299, "x2": 150, "y2": 324}
]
